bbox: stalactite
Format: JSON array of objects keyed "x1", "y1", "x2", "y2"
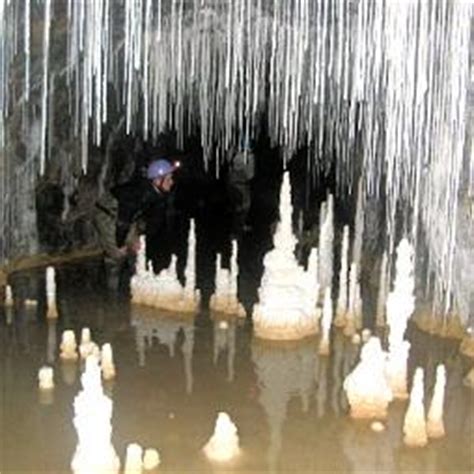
[{"x1": 0, "y1": 0, "x2": 471, "y2": 323}]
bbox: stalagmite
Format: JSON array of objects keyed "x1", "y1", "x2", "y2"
[
  {"x1": 5, "y1": 283, "x2": 13, "y2": 325},
  {"x1": 181, "y1": 218, "x2": 200, "y2": 312},
  {"x1": 38, "y1": 366, "x2": 54, "y2": 390},
  {"x1": 385, "y1": 238, "x2": 415, "y2": 399},
  {"x1": 143, "y1": 448, "x2": 160, "y2": 470},
  {"x1": 131, "y1": 222, "x2": 200, "y2": 313},
  {"x1": 253, "y1": 172, "x2": 319, "y2": 340},
  {"x1": 334, "y1": 225, "x2": 349, "y2": 327},
  {"x1": 71, "y1": 356, "x2": 120, "y2": 474},
  {"x1": 0, "y1": 0, "x2": 471, "y2": 327},
  {"x1": 343, "y1": 263, "x2": 358, "y2": 337},
  {"x1": 124, "y1": 443, "x2": 143, "y2": 474},
  {"x1": 203, "y1": 412, "x2": 241, "y2": 462},
  {"x1": 426, "y1": 365, "x2": 446, "y2": 439},
  {"x1": 318, "y1": 194, "x2": 334, "y2": 295},
  {"x1": 403, "y1": 368, "x2": 428, "y2": 448},
  {"x1": 101, "y1": 343, "x2": 116, "y2": 381},
  {"x1": 46, "y1": 266, "x2": 58, "y2": 319},
  {"x1": 319, "y1": 287, "x2": 333, "y2": 355},
  {"x1": 5, "y1": 283, "x2": 13, "y2": 306},
  {"x1": 210, "y1": 252, "x2": 245, "y2": 317},
  {"x1": 343, "y1": 337, "x2": 393, "y2": 419},
  {"x1": 60, "y1": 330, "x2": 78, "y2": 361},
  {"x1": 79, "y1": 328, "x2": 98, "y2": 360}
]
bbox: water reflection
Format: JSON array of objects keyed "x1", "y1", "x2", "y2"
[
  {"x1": 213, "y1": 319, "x2": 237, "y2": 383},
  {"x1": 251, "y1": 338, "x2": 319, "y2": 472},
  {"x1": 131, "y1": 307, "x2": 195, "y2": 394},
  {"x1": 0, "y1": 260, "x2": 473, "y2": 473}
]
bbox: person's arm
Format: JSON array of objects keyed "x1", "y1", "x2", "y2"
[{"x1": 111, "y1": 182, "x2": 141, "y2": 248}]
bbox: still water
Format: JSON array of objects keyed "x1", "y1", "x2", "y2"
[{"x1": 0, "y1": 258, "x2": 473, "y2": 474}]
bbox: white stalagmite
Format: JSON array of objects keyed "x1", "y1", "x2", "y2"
[
  {"x1": 131, "y1": 222, "x2": 200, "y2": 313},
  {"x1": 71, "y1": 356, "x2": 120, "y2": 474},
  {"x1": 60, "y1": 329, "x2": 78, "y2": 361},
  {"x1": 38, "y1": 366, "x2": 54, "y2": 390},
  {"x1": 101, "y1": 343, "x2": 116, "y2": 381},
  {"x1": 5, "y1": 284, "x2": 13, "y2": 306},
  {"x1": 351, "y1": 178, "x2": 364, "y2": 272},
  {"x1": 343, "y1": 262, "x2": 358, "y2": 337},
  {"x1": 253, "y1": 172, "x2": 319, "y2": 340},
  {"x1": 403, "y1": 368, "x2": 428, "y2": 448},
  {"x1": 318, "y1": 194, "x2": 334, "y2": 295},
  {"x1": 343, "y1": 337, "x2": 393, "y2": 419},
  {"x1": 124, "y1": 443, "x2": 143, "y2": 474},
  {"x1": 46, "y1": 266, "x2": 58, "y2": 319},
  {"x1": 143, "y1": 448, "x2": 160, "y2": 470},
  {"x1": 426, "y1": 364, "x2": 446, "y2": 439},
  {"x1": 319, "y1": 287, "x2": 333, "y2": 355},
  {"x1": 203, "y1": 412, "x2": 241, "y2": 463},
  {"x1": 79, "y1": 327, "x2": 99, "y2": 360},
  {"x1": 182, "y1": 218, "x2": 200, "y2": 312},
  {"x1": 385, "y1": 238, "x2": 415, "y2": 399},
  {"x1": 334, "y1": 225, "x2": 349, "y2": 327}
]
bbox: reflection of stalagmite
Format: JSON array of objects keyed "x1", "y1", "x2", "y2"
[
  {"x1": 343, "y1": 337, "x2": 393, "y2": 419},
  {"x1": 252, "y1": 338, "x2": 318, "y2": 470},
  {"x1": 331, "y1": 330, "x2": 345, "y2": 416},
  {"x1": 316, "y1": 356, "x2": 328, "y2": 418},
  {"x1": 386, "y1": 238, "x2": 415, "y2": 399},
  {"x1": 253, "y1": 172, "x2": 320, "y2": 340},
  {"x1": 46, "y1": 266, "x2": 58, "y2": 319},
  {"x1": 181, "y1": 325, "x2": 194, "y2": 394},
  {"x1": 203, "y1": 412, "x2": 241, "y2": 462},
  {"x1": 47, "y1": 319, "x2": 57, "y2": 364},
  {"x1": 334, "y1": 225, "x2": 349, "y2": 327},
  {"x1": 403, "y1": 368, "x2": 428, "y2": 448},
  {"x1": 426, "y1": 365, "x2": 446, "y2": 439},
  {"x1": 319, "y1": 287, "x2": 333, "y2": 355},
  {"x1": 71, "y1": 356, "x2": 120, "y2": 474},
  {"x1": 132, "y1": 309, "x2": 194, "y2": 392},
  {"x1": 213, "y1": 320, "x2": 236, "y2": 382}
]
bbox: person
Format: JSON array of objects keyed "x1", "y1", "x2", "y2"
[{"x1": 94, "y1": 158, "x2": 180, "y2": 289}]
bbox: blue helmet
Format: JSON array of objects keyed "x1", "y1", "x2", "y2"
[{"x1": 146, "y1": 159, "x2": 179, "y2": 180}]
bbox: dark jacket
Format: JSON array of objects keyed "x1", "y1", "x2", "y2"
[{"x1": 110, "y1": 177, "x2": 167, "y2": 247}]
